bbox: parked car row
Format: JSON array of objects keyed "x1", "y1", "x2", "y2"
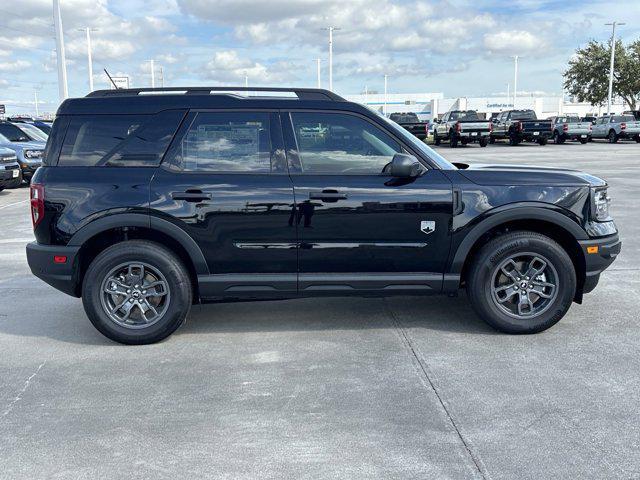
[
  {"x1": 0, "y1": 119, "x2": 48, "y2": 189},
  {"x1": 389, "y1": 109, "x2": 640, "y2": 147}
]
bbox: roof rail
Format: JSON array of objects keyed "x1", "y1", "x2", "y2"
[{"x1": 86, "y1": 87, "x2": 345, "y2": 101}]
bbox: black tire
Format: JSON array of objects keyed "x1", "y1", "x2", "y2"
[
  {"x1": 608, "y1": 130, "x2": 618, "y2": 143},
  {"x1": 635, "y1": 135, "x2": 640, "y2": 143},
  {"x1": 553, "y1": 131, "x2": 565, "y2": 144},
  {"x1": 466, "y1": 231, "x2": 576, "y2": 334},
  {"x1": 7, "y1": 174, "x2": 23, "y2": 189},
  {"x1": 82, "y1": 240, "x2": 192, "y2": 345},
  {"x1": 538, "y1": 137, "x2": 548, "y2": 146},
  {"x1": 0, "y1": 186, "x2": 4, "y2": 192},
  {"x1": 489, "y1": 136, "x2": 496, "y2": 144},
  {"x1": 508, "y1": 134, "x2": 520, "y2": 146},
  {"x1": 579, "y1": 138, "x2": 588, "y2": 144},
  {"x1": 479, "y1": 137, "x2": 488, "y2": 147},
  {"x1": 434, "y1": 131, "x2": 441, "y2": 146},
  {"x1": 450, "y1": 131, "x2": 458, "y2": 148}
]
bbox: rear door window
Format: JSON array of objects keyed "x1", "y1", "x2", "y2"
[
  {"x1": 170, "y1": 111, "x2": 278, "y2": 173},
  {"x1": 58, "y1": 110, "x2": 185, "y2": 167}
]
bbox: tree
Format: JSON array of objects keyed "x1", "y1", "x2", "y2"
[{"x1": 564, "y1": 39, "x2": 640, "y2": 110}]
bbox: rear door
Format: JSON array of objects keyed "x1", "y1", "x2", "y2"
[
  {"x1": 282, "y1": 110, "x2": 452, "y2": 294},
  {"x1": 150, "y1": 110, "x2": 297, "y2": 299}
]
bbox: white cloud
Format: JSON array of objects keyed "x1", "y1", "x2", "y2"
[
  {"x1": 0, "y1": 60, "x2": 32, "y2": 72},
  {"x1": 483, "y1": 30, "x2": 547, "y2": 56},
  {"x1": 202, "y1": 50, "x2": 291, "y2": 83}
]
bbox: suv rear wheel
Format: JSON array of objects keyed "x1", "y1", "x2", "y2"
[
  {"x1": 82, "y1": 240, "x2": 192, "y2": 344},
  {"x1": 466, "y1": 231, "x2": 576, "y2": 334}
]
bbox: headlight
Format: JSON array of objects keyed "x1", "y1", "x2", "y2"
[
  {"x1": 591, "y1": 187, "x2": 611, "y2": 222},
  {"x1": 24, "y1": 150, "x2": 43, "y2": 160}
]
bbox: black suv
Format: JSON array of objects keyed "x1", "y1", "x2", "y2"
[{"x1": 26, "y1": 87, "x2": 621, "y2": 344}]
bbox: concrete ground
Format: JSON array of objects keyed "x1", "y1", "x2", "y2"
[{"x1": 0, "y1": 141, "x2": 638, "y2": 479}]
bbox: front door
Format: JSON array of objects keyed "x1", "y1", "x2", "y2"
[
  {"x1": 150, "y1": 110, "x2": 297, "y2": 299},
  {"x1": 282, "y1": 110, "x2": 453, "y2": 294}
]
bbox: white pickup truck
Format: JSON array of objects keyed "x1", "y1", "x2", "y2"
[
  {"x1": 549, "y1": 116, "x2": 592, "y2": 144},
  {"x1": 591, "y1": 114, "x2": 640, "y2": 143}
]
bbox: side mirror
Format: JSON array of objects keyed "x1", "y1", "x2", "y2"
[{"x1": 389, "y1": 153, "x2": 421, "y2": 178}]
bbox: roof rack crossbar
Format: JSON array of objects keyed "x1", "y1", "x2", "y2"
[{"x1": 86, "y1": 87, "x2": 345, "y2": 101}]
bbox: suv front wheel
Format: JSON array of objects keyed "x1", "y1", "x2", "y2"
[
  {"x1": 466, "y1": 231, "x2": 576, "y2": 334},
  {"x1": 82, "y1": 240, "x2": 192, "y2": 344}
]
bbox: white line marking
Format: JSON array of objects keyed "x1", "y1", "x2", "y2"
[
  {"x1": 2, "y1": 360, "x2": 47, "y2": 418},
  {"x1": 0, "y1": 199, "x2": 29, "y2": 210},
  {"x1": 0, "y1": 237, "x2": 35, "y2": 244}
]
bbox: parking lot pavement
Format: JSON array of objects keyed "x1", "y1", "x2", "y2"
[{"x1": 0, "y1": 142, "x2": 638, "y2": 479}]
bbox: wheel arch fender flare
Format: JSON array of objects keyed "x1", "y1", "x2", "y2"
[
  {"x1": 68, "y1": 213, "x2": 210, "y2": 275},
  {"x1": 448, "y1": 205, "x2": 588, "y2": 276}
]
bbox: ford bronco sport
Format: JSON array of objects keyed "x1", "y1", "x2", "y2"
[{"x1": 26, "y1": 87, "x2": 621, "y2": 344}]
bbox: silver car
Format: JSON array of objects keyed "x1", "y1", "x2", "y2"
[{"x1": 591, "y1": 115, "x2": 640, "y2": 143}]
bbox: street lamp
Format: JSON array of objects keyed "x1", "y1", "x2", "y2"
[
  {"x1": 52, "y1": 0, "x2": 68, "y2": 100},
  {"x1": 513, "y1": 55, "x2": 518, "y2": 108},
  {"x1": 605, "y1": 22, "x2": 625, "y2": 114},
  {"x1": 78, "y1": 28, "x2": 98, "y2": 92},
  {"x1": 323, "y1": 26, "x2": 340, "y2": 91}
]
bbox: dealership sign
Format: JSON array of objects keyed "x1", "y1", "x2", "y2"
[{"x1": 110, "y1": 76, "x2": 130, "y2": 89}]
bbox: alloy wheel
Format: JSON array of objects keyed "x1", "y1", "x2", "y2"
[
  {"x1": 100, "y1": 262, "x2": 171, "y2": 329},
  {"x1": 490, "y1": 253, "x2": 559, "y2": 319}
]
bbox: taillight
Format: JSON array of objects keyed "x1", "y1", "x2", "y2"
[
  {"x1": 456, "y1": 122, "x2": 461, "y2": 132},
  {"x1": 620, "y1": 123, "x2": 626, "y2": 130},
  {"x1": 589, "y1": 124, "x2": 593, "y2": 132},
  {"x1": 517, "y1": 121, "x2": 523, "y2": 132},
  {"x1": 489, "y1": 122, "x2": 493, "y2": 133},
  {"x1": 562, "y1": 123, "x2": 568, "y2": 132},
  {"x1": 30, "y1": 183, "x2": 44, "y2": 229}
]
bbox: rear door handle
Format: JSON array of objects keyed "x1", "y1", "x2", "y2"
[
  {"x1": 308, "y1": 190, "x2": 348, "y2": 202},
  {"x1": 171, "y1": 190, "x2": 212, "y2": 202}
]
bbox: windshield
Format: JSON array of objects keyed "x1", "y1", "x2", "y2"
[
  {"x1": 0, "y1": 123, "x2": 32, "y2": 142},
  {"x1": 613, "y1": 115, "x2": 635, "y2": 122},
  {"x1": 450, "y1": 111, "x2": 479, "y2": 121},
  {"x1": 390, "y1": 113, "x2": 419, "y2": 123},
  {"x1": 511, "y1": 110, "x2": 536, "y2": 120},
  {"x1": 15, "y1": 123, "x2": 48, "y2": 141},
  {"x1": 35, "y1": 123, "x2": 52, "y2": 135},
  {"x1": 377, "y1": 113, "x2": 456, "y2": 170}
]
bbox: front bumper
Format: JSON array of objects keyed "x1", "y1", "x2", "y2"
[
  {"x1": 19, "y1": 162, "x2": 40, "y2": 178},
  {"x1": 26, "y1": 242, "x2": 81, "y2": 297},
  {"x1": 578, "y1": 233, "x2": 621, "y2": 294}
]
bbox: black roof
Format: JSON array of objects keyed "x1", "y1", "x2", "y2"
[{"x1": 57, "y1": 87, "x2": 351, "y2": 115}]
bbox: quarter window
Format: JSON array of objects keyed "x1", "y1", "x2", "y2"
[
  {"x1": 174, "y1": 112, "x2": 273, "y2": 173},
  {"x1": 289, "y1": 112, "x2": 401, "y2": 175},
  {"x1": 59, "y1": 111, "x2": 184, "y2": 167}
]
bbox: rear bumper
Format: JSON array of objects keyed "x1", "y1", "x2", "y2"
[
  {"x1": 578, "y1": 233, "x2": 621, "y2": 294},
  {"x1": 26, "y1": 242, "x2": 81, "y2": 297},
  {"x1": 520, "y1": 131, "x2": 551, "y2": 141}
]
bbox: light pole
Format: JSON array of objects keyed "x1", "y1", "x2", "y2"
[
  {"x1": 52, "y1": 0, "x2": 68, "y2": 100},
  {"x1": 513, "y1": 55, "x2": 518, "y2": 108},
  {"x1": 148, "y1": 59, "x2": 155, "y2": 88},
  {"x1": 383, "y1": 74, "x2": 388, "y2": 116},
  {"x1": 244, "y1": 71, "x2": 248, "y2": 88},
  {"x1": 316, "y1": 58, "x2": 321, "y2": 88},
  {"x1": 324, "y1": 26, "x2": 340, "y2": 91},
  {"x1": 78, "y1": 27, "x2": 97, "y2": 92},
  {"x1": 34, "y1": 90, "x2": 40, "y2": 117},
  {"x1": 605, "y1": 21, "x2": 625, "y2": 114}
]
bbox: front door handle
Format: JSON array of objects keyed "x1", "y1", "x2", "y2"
[
  {"x1": 308, "y1": 190, "x2": 348, "y2": 202},
  {"x1": 171, "y1": 190, "x2": 212, "y2": 202}
]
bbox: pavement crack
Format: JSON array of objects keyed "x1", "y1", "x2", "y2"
[
  {"x1": 2, "y1": 360, "x2": 47, "y2": 419},
  {"x1": 385, "y1": 300, "x2": 489, "y2": 480}
]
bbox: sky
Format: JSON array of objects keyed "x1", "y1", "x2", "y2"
[{"x1": 0, "y1": 0, "x2": 639, "y2": 116}]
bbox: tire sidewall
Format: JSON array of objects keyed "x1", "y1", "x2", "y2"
[
  {"x1": 82, "y1": 241, "x2": 192, "y2": 344},
  {"x1": 469, "y1": 234, "x2": 576, "y2": 334}
]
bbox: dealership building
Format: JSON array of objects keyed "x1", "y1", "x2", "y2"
[{"x1": 345, "y1": 92, "x2": 629, "y2": 120}]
